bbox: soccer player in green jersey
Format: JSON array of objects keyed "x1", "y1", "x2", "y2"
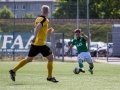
[{"x1": 65, "y1": 29, "x2": 94, "y2": 74}]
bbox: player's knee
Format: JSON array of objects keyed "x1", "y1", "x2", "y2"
[
  {"x1": 89, "y1": 63, "x2": 94, "y2": 67},
  {"x1": 25, "y1": 56, "x2": 34, "y2": 62},
  {"x1": 46, "y1": 53, "x2": 54, "y2": 62}
]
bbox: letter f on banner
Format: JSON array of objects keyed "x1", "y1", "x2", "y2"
[{"x1": 2, "y1": 35, "x2": 13, "y2": 49}]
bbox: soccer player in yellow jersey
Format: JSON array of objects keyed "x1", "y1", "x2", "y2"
[{"x1": 9, "y1": 5, "x2": 59, "y2": 83}]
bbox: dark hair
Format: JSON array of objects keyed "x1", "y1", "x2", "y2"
[{"x1": 74, "y1": 28, "x2": 81, "y2": 33}]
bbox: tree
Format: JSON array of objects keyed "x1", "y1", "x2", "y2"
[
  {"x1": 89, "y1": 0, "x2": 120, "y2": 18},
  {"x1": 53, "y1": 0, "x2": 120, "y2": 19},
  {"x1": 0, "y1": 6, "x2": 14, "y2": 19},
  {"x1": 23, "y1": 13, "x2": 35, "y2": 18},
  {"x1": 52, "y1": 0, "x2": 87, "y2": 19}
]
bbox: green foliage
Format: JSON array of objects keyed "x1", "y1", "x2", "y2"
[
  {"x1": 52, "y1": 23, "x2": 76, "y2": 38},
  {"x1": 23, "y1": 13, "x2": 35, "y2": 18},
  {"x1": 90, "y1": 0, "x2": 120, "y2": 19},
  {"x1": 0, "y1": 26, "x2": 2, "y2": 32},
  {"x1": 90, "y1": 24, "x2": 112, "y2": 42},
  {"x1": 0, "y1": 22, "x2": 34, "y2": 32},
  {"x1": 0, "y1": 6, "x2": 14, "y2": 19},
  {"x1": 52, "y1": 0, "x2": 87, "y2": 19},
  {"x1": 0, "y1": 21, "x2": 112, "y2": 42},
  {"x1": 53, "y1": 0, "x2": 120, "y2": 19},
  {"x1": 52, "y1": 23, "x2": 112, "y2": 42}
]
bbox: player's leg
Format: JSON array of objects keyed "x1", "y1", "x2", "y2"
[
  {"x1": 46, "y1": 54, "x2": 53, "y2": 79},
  {"x1": 56, "y1": 48, "x2": 58, "y2": 57},
  {"x1": 85, "y1": 52, "x2": 94, "y2": 74},
  {"x1": 88, "y1": 63, "x2": 94, "y2": 74},
  {"x1": 78, "y1": 53, "x2": 85, "y2": 73},
  {"x1": 41, "y1": 45, "x2": 58, "y2": 82},
  {"x1": 13, "y1": 56, "x2": 34, "y2": 72},
  {"x1": 9, "y1": 44, "x2": 39, "y2": 81},
  {"x1": 58, "y1": 48, "x2": 60, "y2": 58},
  {"x1": 46, "y1": 54, "x2": 58, "y2": 82}
]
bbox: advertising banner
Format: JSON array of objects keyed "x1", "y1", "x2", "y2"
[{"x1": 0, "y1": 32, "x2": 34, "y2": 54}]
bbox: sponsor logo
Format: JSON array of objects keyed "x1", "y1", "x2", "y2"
[{"x1": 0, "y1": 33, "x2": 34, "y2": 53}]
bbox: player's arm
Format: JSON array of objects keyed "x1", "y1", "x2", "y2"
[
  {"x1": 34, "y1": 23, "x2": 42, "y2": 37},
  {"x1": 81, "y1": 32, "x2": 88, "y2": 41},
  {"x1": 31, "y1": 23, "x2": 42, "y2": 43},
  {"x1": 65, "y1": 44, "x2": 74, "y2": 55}
]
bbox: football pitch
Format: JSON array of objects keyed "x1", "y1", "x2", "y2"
[{"x1": 0, "y1": 61, "x2": 120, "y2": 90}]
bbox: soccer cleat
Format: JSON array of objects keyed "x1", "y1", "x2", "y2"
[
  {"x1": 47, "y1": 77, "x2": 59, "y2": 83},
  {"x1": 79, "y1": 68, "x2": 85, "y2": 73},
  {"x1": 9, "y1": 70, "x2": 16, "y2": 81},
  {"x1": 88, "y1": 69, "x2": 93, "y2": 74}
]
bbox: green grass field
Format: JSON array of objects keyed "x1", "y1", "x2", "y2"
[{"x1": 0, "y1": 61, "x2": 120, "y2": 90}]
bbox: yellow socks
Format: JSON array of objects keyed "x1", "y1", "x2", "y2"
[
  {"x1": 47, "y1": 61, "x2": 53, "y2": 78},
  {"x1": 13, "y1": 59, "x2": 53, "y2": 78},
  {"x1": 13, "y1": 59, "x2": 28, "y2": 72}
]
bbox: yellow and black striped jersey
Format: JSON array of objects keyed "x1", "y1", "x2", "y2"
[{"x1": 32, "y1": 15, "x2": 49, "y2": 46}]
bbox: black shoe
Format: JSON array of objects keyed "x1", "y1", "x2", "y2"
[
  {"x1": 79, "y1": 68, "x2": 85, "y2": 73},
  {"x1": 47, "y1": 77, "x2": 59, "y2": 83},
  {"x1": 88, "y1": 69, "x2": 93, "y2": 74},
  {"x1": 9, "y1": 70, "x2": 16, "y2": 81}
]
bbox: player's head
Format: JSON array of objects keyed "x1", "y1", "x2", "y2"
[
  {"x1": 74, "y1": 28, "x2": 81, "y2": 39},
  {"x1": 41, "y1": 5, "x2": 50, "y2": 16}
]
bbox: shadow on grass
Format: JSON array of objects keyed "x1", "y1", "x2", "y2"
[{"x1": 7, "y1": 83, "x2": 27, "y2": 86}]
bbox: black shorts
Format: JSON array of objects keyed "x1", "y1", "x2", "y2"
[{"x1": 28, "y1": 44, "x2": 52, "y2": 57}]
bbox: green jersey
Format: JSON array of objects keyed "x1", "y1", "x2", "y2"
[{"x1": 72, "y1": 36, "x2": 88, "y2": 54}]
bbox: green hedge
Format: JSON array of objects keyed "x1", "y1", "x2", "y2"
[
  {"x1": 0, "y1": 22, "x2": 34, "y2": 32},
  {"x1": 0, "y1": 22, "x2": 112, "y2": 42},
  {"x1": 52, "y1": 23, "x2": 112, "y2": 42}
]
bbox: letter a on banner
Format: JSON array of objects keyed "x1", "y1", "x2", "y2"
[{"x1": 11, "y1": 35, "x2": 24, "y2": 49}]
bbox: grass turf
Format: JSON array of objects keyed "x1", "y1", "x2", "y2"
[{"x1": 0, "y1": 61, "x2": 120, "y2": 90}]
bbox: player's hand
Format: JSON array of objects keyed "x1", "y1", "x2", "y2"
[
  {"x1": 48, "y1": 27, "x2": 54, "y2": 33},
  {"x1": 31, "y1": 36, "x2": 36, "y2": 43},
  {"x1": 80, "y1": 32, "x2": 85, "y2": 36}
]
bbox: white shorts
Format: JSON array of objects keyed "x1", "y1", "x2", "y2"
[{"x1": 78, "y1": 52, "x2": 93, "y2": 63}]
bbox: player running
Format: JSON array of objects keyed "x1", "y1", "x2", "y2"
[
  {"x1": 9, "y1": 5, "x2": 59, "y2": 82},
  {"x1": 65, "y1": 29, "x2": 94, "y2": 74}
]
